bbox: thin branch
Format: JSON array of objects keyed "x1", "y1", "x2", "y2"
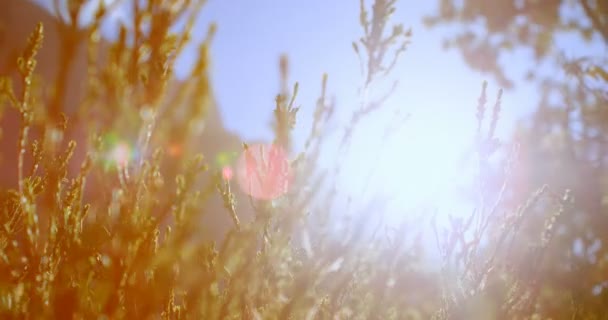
[{"x1": 580, "y1": 0, "x2": 608, "y2": 44}]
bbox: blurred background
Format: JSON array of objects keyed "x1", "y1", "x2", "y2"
[
  {"x1": 19, "y1": 0, "x2": 608, "y2": 246},
  {"x1": 2, "y1": 2, "x2": 608, "y2": 317}
]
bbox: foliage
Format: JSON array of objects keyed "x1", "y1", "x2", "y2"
[
  {"x1": 426, "y1": 0, "x2": 608, "y2": 317},
  {"x1": 0, "y1": 0, "x2": 601, "y2": 319}
]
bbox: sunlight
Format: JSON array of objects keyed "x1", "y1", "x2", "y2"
[
  {"x1": 235, "y1": 143, "x2": 292, "y2": 200},
  {"x1": 110, "y1": 142, "x2": 132, "y2": 167},
  {"x1": 338, "y1": 107, "x2": 476, "y2": 224}
]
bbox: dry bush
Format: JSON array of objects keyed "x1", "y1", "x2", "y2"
[{"x1": 0, "y1": 0, "x2": 591, "y2": 319}]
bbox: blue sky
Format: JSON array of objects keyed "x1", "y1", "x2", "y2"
[
  {"x1": 177, "y1": 0, "x2": 531, "y2": 224},
  {"x1": 31, "y1": 0, "x2": 603, "y2": 146},
  {"x1": 187, "y1": 0, "x2": 521, "y2": 142},
  {"x1": 31, "y1": 0, "x2": 605, "y2": 228},
  {"x1": 32, "y1": 0, "x2": 543, "y2": 148},
  {"x1": 176, "y1": 1, "x2": 604, "y2": 230}
]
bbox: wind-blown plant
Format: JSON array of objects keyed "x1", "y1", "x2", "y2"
[{"x1": 0, "y1": 0, "x2": 588, "y2": 319}]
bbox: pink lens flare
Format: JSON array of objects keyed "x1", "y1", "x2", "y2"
[
  {"x1": 222, "y1": 165, "x2": 234, "y2": 181},
  {"x1": 236, "y1": 143, "x2": 292, "y2": 200},
  {"x1": 167, "y1": 143, "x2": 182, "y2": 157},
  {"x1": 111, "y1": 142, "x2": 131, "y2": 166}
]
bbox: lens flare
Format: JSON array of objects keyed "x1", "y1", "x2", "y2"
[
  {"x1": 168, "y1": 143, "x2": 182, "y2": 157},
  {"x1": 236, "y1": 143, "x2": 291, "y2": 200},
  {"x1": 98, "y1": 132, "x2": 135, "y2": 170},
  {"x1": 222, "y1": 165, "x2": 234, "y2": 181},
  {"x1": 216, "y1": 151, "x2": 238, "y2": 167},
  {"x1": 111, "y1": 142, "x2": 132, "y2": 166}
]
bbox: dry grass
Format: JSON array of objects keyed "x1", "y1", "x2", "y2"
[{"x1": 0, "y1": 0, "x2": 601, "y2": 319}]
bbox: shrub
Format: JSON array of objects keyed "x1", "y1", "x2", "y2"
[{"x1": 0, "y1": 0, "x2": 599, "y2": 319}]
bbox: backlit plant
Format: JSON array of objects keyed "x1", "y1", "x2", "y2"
[{"x1": 0, "y1": 0, "x2": 602, "y2": 319}]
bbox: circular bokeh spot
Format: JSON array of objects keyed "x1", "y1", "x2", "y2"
[
  {"x1": 167, "y1": 142, "x2": 182, "y2": 158},
  {"x1": 235, "y1": 143, "x2": 291, "y2": 200},
  {"x1": 110, "y1": 142, "x2": 132, "y2": 166},
  {"x1": 222, "y1": 165, "x2": 234, "y2": 181},
  {"x1": 99, "y1": 132, "x2": 135, "y2": 170}
]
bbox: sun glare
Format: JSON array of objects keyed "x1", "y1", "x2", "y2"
[
  {"x1": 339, "y1": 108, "x2": 476, "y2": 224},
  {"x1": 110, "y1": 142, "x2": 132, "y2": 167},
  {"x1": 235, "y1": 143, "x2": 292, "y2": 200}
]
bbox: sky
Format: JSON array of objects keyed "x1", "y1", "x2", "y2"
[
  {"x1": 31, "y1": 0, "x2": 605, "y2": 229},
  {"x1": 180, "y1": 0, "x2": 537, "y2": 222},
  {"x1": 189, "y1": 0, "x2": 522, "y2": 141}
]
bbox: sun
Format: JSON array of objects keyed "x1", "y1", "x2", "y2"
[{"x1": 336, "y1": 107, "x2": 476, "y2": 224}]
